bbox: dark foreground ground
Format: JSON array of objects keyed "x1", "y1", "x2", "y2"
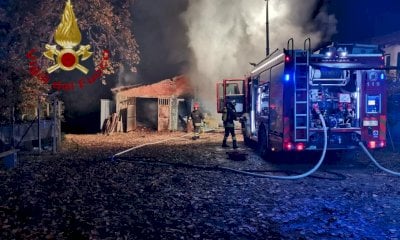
[{"x1": 1, "y1": 130, "x2": 400, "y2": 239}]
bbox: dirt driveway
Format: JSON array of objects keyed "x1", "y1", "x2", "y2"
[{"x1": 1, "y1": 130, "x2": 400, "y2": 239}]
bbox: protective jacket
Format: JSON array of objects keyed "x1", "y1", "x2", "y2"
[
  {"x1": 222, "y1": 104, "x2": 237, "y2": 128},
  {"x1": 191, "y1": 109, "x2": 204, "y2": 126}
]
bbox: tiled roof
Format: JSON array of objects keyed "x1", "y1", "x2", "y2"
[{"x1": 114, "y1": 75, "x2": 193, "y2": 98}]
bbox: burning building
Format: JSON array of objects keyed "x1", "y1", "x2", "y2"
[{"x1": 109, "y1": 75, "x2": 194, "y2": 132}]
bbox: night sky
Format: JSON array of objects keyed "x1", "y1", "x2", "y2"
[
  {"x1": 328, "y1": 0, "x2": 400, "y2": 41},
  {"x1": 133, "y1": 0, "x2": 400, "y2": 84}
]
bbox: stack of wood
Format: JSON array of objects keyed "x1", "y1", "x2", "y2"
[{"x1": 102, "y1": 113, "x2": 119, "y2": 135}]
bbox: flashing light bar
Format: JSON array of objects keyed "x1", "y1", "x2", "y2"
[
  {"x1": 325, "y1": 52, "x2": 332, "y2": 58},
  {"x1": 339, "y1": 51, "x2": 348, "y2": 57}
]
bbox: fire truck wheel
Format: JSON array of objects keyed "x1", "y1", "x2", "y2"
[{"x1": 243, "y1": 136, "x2": 252, "y2": 147}]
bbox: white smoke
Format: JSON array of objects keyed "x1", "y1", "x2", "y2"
[
  {"x1": 182, "y1": 0, "x2": 337, "y2": 114},
  {"x1": 116, "y1": 64, "x2": 138, "y2": 87}
]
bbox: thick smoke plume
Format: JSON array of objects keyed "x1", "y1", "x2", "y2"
[
  {"x1": 182, "y1": 0, "x2": 337, "y2": 114},
  {"x1": 131, "y1": 0, "x2": 190, "y2": 85}
]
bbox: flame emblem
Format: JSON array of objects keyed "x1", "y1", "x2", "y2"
[{"x1": 43, "y1": 0, "x2": 92, "y2": 74}]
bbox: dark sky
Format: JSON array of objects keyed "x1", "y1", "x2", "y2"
[
  {"x1": 131, "y1": 0, "x2": 190, "y2": 84},
  {"x1": 328, "y1": 0, "x2": 400, "y2": 42},
  {"x1": 132, "y1": 0, "x2": 400, "y2": 84}
]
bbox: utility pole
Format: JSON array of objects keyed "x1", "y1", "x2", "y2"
[{"x1": 265, "y1": 0, "x2": 270, "y2": 56}]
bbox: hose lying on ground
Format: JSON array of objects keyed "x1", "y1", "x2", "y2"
[
  {"x1": 111, "y1": 112, "x2": 329, "y2": 180},
  {"x1": 217, "y1": 112, "x2": 328, "y2": 179},
  {"x1": 111, "y1": 132, "x2": 192, "y2": 161},
  {"x1": 359, "y1": 141, "x2": 400, "y2": 176}
]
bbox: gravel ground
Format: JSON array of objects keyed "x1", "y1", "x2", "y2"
[{"x1": 1, "y1": 130, "x2": 400, "y2": 239}]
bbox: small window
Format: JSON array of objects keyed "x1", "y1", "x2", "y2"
[{"x1": 226, "y1": 83, "x2": 242, "y2": 95}]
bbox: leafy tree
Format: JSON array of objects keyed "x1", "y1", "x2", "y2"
[{"x1": 0, "y1": 0, "x2": 140, "y2": 123}]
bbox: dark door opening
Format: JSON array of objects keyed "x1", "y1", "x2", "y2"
[
  {"x1": 178, "y1": 100, "x2": 190, "y2": 131},
  {"x1": 136, "y1": 98, "x2": 158, "y2": 130}
]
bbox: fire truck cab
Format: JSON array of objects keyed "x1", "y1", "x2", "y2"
[{"x1": 217, "y1": 39, "x2": 387, "y2": 156}]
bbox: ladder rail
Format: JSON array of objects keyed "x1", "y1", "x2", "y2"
[{"x1": 293, "y1": 50, "x2": 310, "y2": 142}]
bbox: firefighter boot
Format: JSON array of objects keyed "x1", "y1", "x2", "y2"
[
  {"x1": 233, "y1": 140, "x2": 238, "y2": 149},
  {"x1": 222, "y1": 140, "x2": 229, "y2": 148}
]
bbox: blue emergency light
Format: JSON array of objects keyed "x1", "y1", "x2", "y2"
[{"x1": 284, "y1": 74, "x2": 290, "y2": 81}]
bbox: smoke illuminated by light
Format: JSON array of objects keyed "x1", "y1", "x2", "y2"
[{"x1": 182, "y1": 0, "x2": 337, "y2": 114}]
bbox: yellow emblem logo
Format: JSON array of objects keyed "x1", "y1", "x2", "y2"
[{"x1": 43, "y1": 0, "x2": 92, "y2": 74}]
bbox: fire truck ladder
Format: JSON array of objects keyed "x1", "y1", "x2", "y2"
[{"x1": 293, "y1": 49, "x2": 310, "y2": 142}]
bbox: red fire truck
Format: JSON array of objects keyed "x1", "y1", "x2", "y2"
[{"x1": 217, "y1": 39, "x2": 387, "y2": 156}]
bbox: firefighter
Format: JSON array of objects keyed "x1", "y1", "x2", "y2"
[
  {"x1": 222, "y1": 100, "x2": 238, "y2": 149},
  {"x1": 189, "y1": 102, "x2": 204, "y2": 140}
]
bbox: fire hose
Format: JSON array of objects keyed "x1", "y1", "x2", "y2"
[
  {"x1": 110, "y1": 112, "x2": 400, "y2": 178},
  {"x1": 111, "y1": 132, "x2": 192, "y2": 161},
  {"x1": 359, "y1": 141, "x2": 400, "y2": 176},
  {"x1": 218, "y1": 111, "x2": 328, "y2": 179},
  {"x1": 111, "y1": 111, "x2": 329, "y2": 180}
]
